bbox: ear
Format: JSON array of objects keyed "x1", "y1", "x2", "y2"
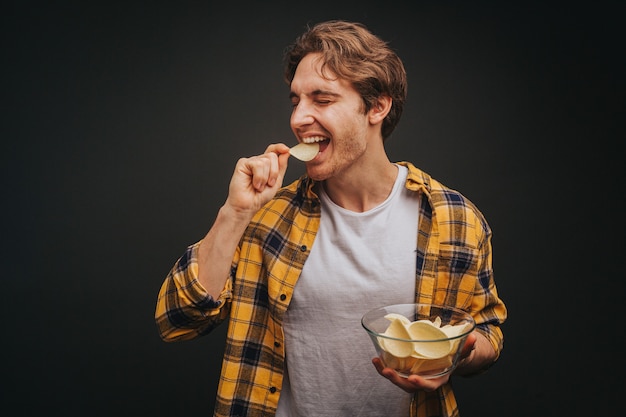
[{"x1": 368, "y1": 95, "x2": 392, "y2": 125}]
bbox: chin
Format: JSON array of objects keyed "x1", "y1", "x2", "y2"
[{"x1": 305, "y1": 167, "x2": 328, "y2": 182}]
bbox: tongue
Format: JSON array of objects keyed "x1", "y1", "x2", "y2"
[{"x1": 319, "y1": 140, "x2": 330, "y2": 152}]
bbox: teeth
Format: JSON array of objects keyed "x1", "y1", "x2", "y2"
[{"x1": 302, "y1": 136, "x2": 327, "y2": 144}]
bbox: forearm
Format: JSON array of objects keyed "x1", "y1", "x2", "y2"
[{"x1": 198, "y1": 203, "x2": 253, "y2": 299}]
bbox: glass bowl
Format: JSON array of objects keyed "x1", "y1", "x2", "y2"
[{"x1": 361, "y1": 303, "x2": 476, "y2": 378}]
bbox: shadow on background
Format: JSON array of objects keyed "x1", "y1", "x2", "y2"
[{"x1": 2, "y1": 1, "x2": 623, "y2": 415}]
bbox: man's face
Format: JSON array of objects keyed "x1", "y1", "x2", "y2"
[{"x1": 289, "y1": 53, "x2": 370, "y2": 181}]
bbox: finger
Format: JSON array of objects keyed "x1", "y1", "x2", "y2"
[
  {"x1": 264, "y1": 142, "x2": 291, "y2": 155},
  {"x1": 263, "y1": 144, "x2": 290, "y2": 187},
  {"x1": 266, "y1": 152, "x2": 282, "y2": 187},
  {"x1": 372, "y1": 358, "x2": 399, "y2": 381},
  {"x1": 247, "y1": 157, "x2": 272, "y2": 192},
  {"x1": 405, "y1": 374, "x2": 442, "y2": 393},
  {"x1": 372, "y1": 357, "x2": 449, "y2": 393},
  {"x1": 459, "y1": 332, "x2": 477, "y2": 360},
  {"x1": 372, "y1": 357, "x2": 386, "y2": 375},
  {"x1": 372, "y1": 358, "x2": 420, "y2": 393}
]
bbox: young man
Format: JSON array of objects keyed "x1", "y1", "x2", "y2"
[{"x1": 155, "y1": 20, "x2": 507, "y2": 417}]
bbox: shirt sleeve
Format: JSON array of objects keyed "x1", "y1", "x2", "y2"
[
  {"x1": 470, "y1": 229, "x2": 507, "y2": 362},
  {"x1": 154, "y1": 241, "x2": 232, "y2": 342}
]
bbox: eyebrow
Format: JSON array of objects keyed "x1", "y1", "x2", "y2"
[{"x1": 289, "y1": 89, "x2": 340, "y2": 100}]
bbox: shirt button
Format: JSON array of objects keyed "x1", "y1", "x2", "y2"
[
  {"x1": 280, "y1": 294, "x2": 287, "y2": 301},
  {"x1": 300, "y1": 245, "x2": 307, "y2": 252},
  {"x1": 270, "y1": 387, "x2": 277, "y2": 393}
]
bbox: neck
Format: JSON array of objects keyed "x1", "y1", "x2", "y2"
[{"x1": 322, "y1": 162, "x2": 398, "y2": 212}]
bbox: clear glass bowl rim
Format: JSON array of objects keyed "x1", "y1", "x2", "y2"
[{"x1": 361, "y1": 303, "x2": 476, "y2": 343}]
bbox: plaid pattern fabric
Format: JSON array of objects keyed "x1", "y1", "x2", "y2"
[{"x1": 155, "y1": 161, "x2": 507, "y2": 417}]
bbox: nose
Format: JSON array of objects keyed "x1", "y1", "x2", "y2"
[{"x1": 290, "y1": 100, "x2": 315, "y2": 128}]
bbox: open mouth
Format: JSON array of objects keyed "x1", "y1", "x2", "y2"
[{"x1": 302, "y1": 136, "x2": 330, "y2": 153}]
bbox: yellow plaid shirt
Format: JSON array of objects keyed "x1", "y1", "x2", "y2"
[{"x1": 155, "y1": 161, "x2": 507, "y2": 417}]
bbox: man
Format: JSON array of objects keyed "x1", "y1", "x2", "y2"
[{"x1": 155, "y1": 20, "x2": 507, "y2": 417}]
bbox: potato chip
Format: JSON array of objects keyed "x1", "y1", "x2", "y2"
[
  {"x1": 289, "y1": 142, "x2": 320, "y2": 161},
  {"x1": 406, "y1": 321, "x2": 451, "y2": 358},
  {"x1": 380, "y1": 314, "x2": 463, "y2": 360}
]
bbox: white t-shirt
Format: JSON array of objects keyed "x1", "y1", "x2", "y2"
[{"x1": 276, "y1": 165, "x2": 419, "y2": 417}]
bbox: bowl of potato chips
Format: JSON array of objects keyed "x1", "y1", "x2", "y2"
[{"x1": 361, "y1": 303, "x2": 475, "y2": 378}]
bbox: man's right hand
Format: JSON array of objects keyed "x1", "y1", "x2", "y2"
[{"x1": 224, "y1": 143, "x2": 291, "y2": 220}]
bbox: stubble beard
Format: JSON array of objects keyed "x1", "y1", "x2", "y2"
[{"x1": 306, "y1": 127, "x2": 367, "y2": 182}]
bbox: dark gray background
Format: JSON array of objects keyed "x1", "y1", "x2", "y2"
[{"x1": 3, "y1": 1, "x2": 623, "y2": 415}]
